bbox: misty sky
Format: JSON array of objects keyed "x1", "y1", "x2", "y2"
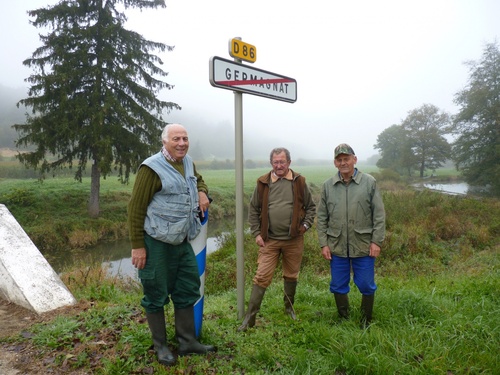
[{"x1": 1, "y1": 0, "x2": 500, "y2": 161}]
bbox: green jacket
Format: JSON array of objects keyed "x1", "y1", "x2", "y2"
[{"x1": 316, "y1": 170, "x2": 385, "y2": 258}]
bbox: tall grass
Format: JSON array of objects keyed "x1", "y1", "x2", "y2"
[
  {"x1": 0, "y1": 167, "x2": 498, "y2": 374},
  {"x1": 7, "y1": 232, "x2": 498, "y2": 374}
]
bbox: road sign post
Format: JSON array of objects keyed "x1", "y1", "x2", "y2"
[
  {"x1": 234, "y1": 87, "x2": 245, "y2": 319},
  {"x1": 209, "y1": 42, "x2": 297, "y2": 320}
]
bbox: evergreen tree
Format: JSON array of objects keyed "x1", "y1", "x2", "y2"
[
  {"x1": 452, "y1": 42, "x2": 500, "y2": 196},
  {"x1": 14, "y1": 0, "x2": 179, "y2": 217}
]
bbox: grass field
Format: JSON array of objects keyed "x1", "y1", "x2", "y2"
[{"x1": 1, "y1": 163, "x2": 498, "y2": 374}]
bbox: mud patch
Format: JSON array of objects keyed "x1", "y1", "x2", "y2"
[
  {"x1": 0, "y1": 299, "x2": 40, "y2": 375},
  {"x1": 0, "y1": 299, "x2": 40, "y2": 339},
  {"x1": 0, "y1": 298, "x2": 91, "y2": 375}
]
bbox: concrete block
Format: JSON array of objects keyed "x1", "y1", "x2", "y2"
[{"x1": 0, "y1": 204, "x2": 76, "y2": 313}]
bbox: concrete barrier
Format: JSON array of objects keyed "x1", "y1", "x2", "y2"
[{"x1": 0, "y1": 204, "x2": 76, "y2": 313}]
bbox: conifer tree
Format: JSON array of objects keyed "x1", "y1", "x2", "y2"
[{"x1": 14, "y1": 0, "x2": 179, "y2": 217}]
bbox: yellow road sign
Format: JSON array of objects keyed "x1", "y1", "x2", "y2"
[{"x1": 229, "y1": 38, "x2": 257, "y2": 63}]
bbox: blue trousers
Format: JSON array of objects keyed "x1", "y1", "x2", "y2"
[{"x1": 329, "y1": 255, "x2": 377, "y2": 296}]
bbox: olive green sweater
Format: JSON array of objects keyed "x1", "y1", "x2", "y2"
[{"x1": 127, "y1": 160, "x2": 208, "y2": 249}]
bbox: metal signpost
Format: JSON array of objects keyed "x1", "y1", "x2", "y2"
[{"x1": 209, "y1": 39, "x2": 297, "y2": 318}]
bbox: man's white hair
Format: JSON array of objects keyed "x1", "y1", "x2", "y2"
[{"x1": 161, "y1": 123, "x2": 185, "y2": 141}]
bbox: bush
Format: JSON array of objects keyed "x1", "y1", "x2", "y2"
[{"x1": 0, "y1": 187, "x2": 36, "y2": 206}]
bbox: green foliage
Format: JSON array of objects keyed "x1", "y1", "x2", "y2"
[
  {"x1": 371, "y1": 168, "x2": 401, "y2": 182},
  {"x1": 375, "y1": 124, "x2": 416, "y2": 175},
  {"x1": 401, "y1": 104, "x2": 451, "y2": 177},
  {"x1": 378, "y1": 189, "x2": 500, "y2": 278},
  {"x1": 0, "y1": 177, "x2": 129, "y2": 257},
  {"x1": 21, "y1": 264, "x2": 499, "y2": 374},
  {"x1": 375, "y1": 104, "x2": 451, "y2": 177},
  {"x1": 31, "y1": 316, "x2": 82, "y2": 349},
  {"x1": 0, "y1": 187, "x2": 36, "y2": 206},
  {"x1": 452, "y1": 41, "x2": 500, "y2": 196}
]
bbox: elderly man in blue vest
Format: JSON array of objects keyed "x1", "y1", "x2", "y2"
[{"x1": 128, "y1": 124, "x2": 215, "y2": 366}]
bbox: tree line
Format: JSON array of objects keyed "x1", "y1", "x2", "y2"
[
  {"x1": 8, "y1": 0, "x2": 500, "y2": 219},
  {"x1": 374, "y1": 43, "x2": 500, "y2": 196}
]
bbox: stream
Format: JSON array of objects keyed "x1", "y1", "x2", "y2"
[{"x1": 47, "y1": 218, "x2": 232, "y2": 278}]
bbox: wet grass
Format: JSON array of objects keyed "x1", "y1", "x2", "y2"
[
  {"x1": 2, "y1": 233, "x2": 498, "y2": 374},
  {"x1": 0, "y1": 167, "x2": 499, "y2": 374}
]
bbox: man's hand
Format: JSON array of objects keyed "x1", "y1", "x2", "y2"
[
  {"x1": 131, "y1": 248, "x2": 147, "y2": 269},
  {"x1": 198, "y1": 191, "x2": 210, "y2": 218},
  {"x1": 255, "y1": 235, "x2": 265, "y2": 247},
  {"x1": 369, "y1": 243, "x2": 381, "y2": 258},
  {"x1": 321, "y1": 246, "x2": 332, "y2": 260}
]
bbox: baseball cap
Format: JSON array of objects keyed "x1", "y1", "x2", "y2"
[{"x1": 334, "y1": 143, "x2": 355, "y2": 158}]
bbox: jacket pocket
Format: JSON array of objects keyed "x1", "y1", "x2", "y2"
[
  {"x1": 148, "y1": 209, "x2": 190, "y2": 245},
  {"x1": 326, "y1": 227, "x2": 342, "y2": 249},
  {"x1": 354, "y1": 227, "x2": 372, "y2": 248}
]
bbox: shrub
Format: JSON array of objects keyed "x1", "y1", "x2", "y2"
[{"x1": 1, "y1": 187, "x2": 36, "y2": 206}]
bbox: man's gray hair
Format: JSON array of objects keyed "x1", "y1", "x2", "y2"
[
  {"x1": 269, "y1": 147, "x2": 291, "y2": 163},
  {"x1": 161, "y1": 123, "x2": 184, "y2": 141}
]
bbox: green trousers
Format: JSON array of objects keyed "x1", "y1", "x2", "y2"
[{"x1": 139, "y1": 233, "x2": 200, "y2": 313}]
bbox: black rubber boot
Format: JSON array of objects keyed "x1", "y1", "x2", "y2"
[
  {"x1": 334, "y1": 293, "x2": 350, "y2": 320},
  {"x1": 146, "y1": 311, "x2": 176, "y2": 366},
  {"x1": 284, "y1": 280, "x2": 297, "y2": 320},
  {"x1": 237, "y1": 284, "x2": 267, "y2": 332},
  {"x1": 175, "y1": 306, "x2": 216, "y2": 356},
  {"x1": 360, "y1": 294, "x2": 375, "y2": 328}
]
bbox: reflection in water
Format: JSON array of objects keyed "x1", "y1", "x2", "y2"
[
  {"x1": 45, "y1": 238, "x2": 132, "y2": 275},
  {"x1": 39, "y1": 210, "x2": 238, "y2": 277},
  {"x1": 417, "y1": 181, "x2": 490, "y2": 197},
  {"x1": 105, "y1": 256, "x2": 137, "y2": 280},
  {"x1": 422, "y1": 182, "x2": 469, "y2": 195},
  {"x1": 47, "y1": 220, "x2": 231, "y2": 278}
]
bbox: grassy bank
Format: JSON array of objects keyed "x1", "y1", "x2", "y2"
[
  {"x1": 0, "y1": 167, "x2": 499, "y2": 374},
  {"x1": 4, "y1": 242, "x2": 497, "y2": 375},
  {"x1": 1, "y1": 213, "x2": 498, "y2": 374}
]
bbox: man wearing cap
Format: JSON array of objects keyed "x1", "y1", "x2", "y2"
[{"x1": 316, "y1": 143, "x2": 385, "y2": 328}]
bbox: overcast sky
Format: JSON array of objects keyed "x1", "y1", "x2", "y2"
[{"x1": 1, "y1": 0, "x2": 500, "y2": 161}]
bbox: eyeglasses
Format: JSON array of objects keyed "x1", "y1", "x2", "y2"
[{"x1": 272, "y1": 161, "x2": 289, "y2": 166}]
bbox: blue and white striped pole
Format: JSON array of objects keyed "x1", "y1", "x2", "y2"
[{"x1": 189, "y1": 209, "x2": 209, "y2": 338}]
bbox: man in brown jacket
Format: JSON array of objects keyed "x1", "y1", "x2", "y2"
[{"x1": 238, "y1": 147, "x2": 316, "y2": 331}]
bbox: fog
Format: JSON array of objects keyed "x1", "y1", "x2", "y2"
[{"x1": 2, "y1": 0, "x2": 500, "y2": 161}]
